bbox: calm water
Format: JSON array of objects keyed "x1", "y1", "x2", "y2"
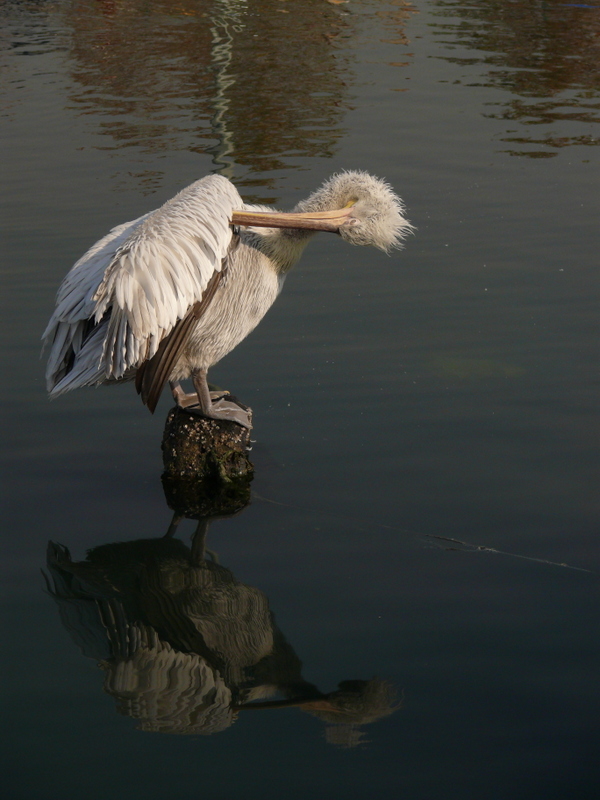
[{"x1": 1, "y1": 1, "x2": 599, "y2": 797}]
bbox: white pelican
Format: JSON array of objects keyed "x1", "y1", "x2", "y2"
[{"x1": 44, "y1": 171, "x2": 412, "y2": 428}]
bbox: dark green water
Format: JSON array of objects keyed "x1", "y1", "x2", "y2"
[{"x1": 1, "y1": 1, "x2": 598, "y2": 797}]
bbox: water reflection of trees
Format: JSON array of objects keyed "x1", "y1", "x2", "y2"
[
  {"x1": 434, "y1": 0, "x2": 600, "y2": 156},
  {"x1": 61, "y1": 0, "x2": 359, "y2": 188},
  {"x1": 44, "y1": 514, "x2": 399, "y2": 747}
]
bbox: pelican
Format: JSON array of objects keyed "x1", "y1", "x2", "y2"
[{"x1": 44, "y1": 171, "x2": 412, "y2": 428}]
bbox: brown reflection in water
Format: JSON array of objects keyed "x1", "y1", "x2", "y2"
[
  {"x1": 0, "y1": 0, "x2": 64, "y2": 118},
  {"x1": 376, "y1": 0, "x2": 416, "y2": 48},
  {"x1": 44, "y1": 514, "x2": 400, "y2": 746},
  {"x1": 433, "y1": 0, "x2": 600, "y2": 156},
  {"x1": 59, "y1": 0, "x2": 373, "y2": 190},
  {"x1": 221, "y1": 0, "x2": 354, "y2": 179}
]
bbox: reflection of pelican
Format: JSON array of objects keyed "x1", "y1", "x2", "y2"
[
  {"x1": 44, "y1": 516, "x2": 399, "y2": 743},
  {"x1": 43, "y1": 172, "x2": 412, "y2": 428}
]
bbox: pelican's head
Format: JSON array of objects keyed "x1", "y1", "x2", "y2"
[
  {"x1": 230, "y1": 171, "x2": 413, "y2": 261},
  {"x1": 294, "y1": 170, "x2": 413, "y2": 253}
]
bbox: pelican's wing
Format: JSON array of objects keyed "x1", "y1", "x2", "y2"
[
  {"x1": 43, "y1": 213, "x2": 152, "y2": 392},
  {"x1": 91, "y1": 174, "x2": 241, "y2": 379},
  {"x1": 44, "y1": 175, "x2": 242, "y2": 393},
  {"x1": 44, "y1": 215, "x2": 152, "y2": 334},
  {"x1": 134, "y1": 249, "x2": 233, "y2": 413}
]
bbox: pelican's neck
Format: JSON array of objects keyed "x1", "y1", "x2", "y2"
[
  {"x1": 242, "y1": 223, "x2": 319, "y2": 275},
  {"x1": 240, "y1": 185, "x2": 350, "y2": 273}
]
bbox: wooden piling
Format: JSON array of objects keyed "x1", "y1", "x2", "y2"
[{"x1": 161, "y1": 403, "x2": 254, "y2": 517}]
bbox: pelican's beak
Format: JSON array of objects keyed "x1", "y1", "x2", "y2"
[
  {"x1": 231, "y1": 203, "x2": 356, "y2": 233},
  {"x1": 232, "y1": 697, "x2": 336, "y2": 711}
]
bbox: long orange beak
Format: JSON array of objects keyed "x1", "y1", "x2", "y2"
[{"x1": 231, "y1": 204, "x2": 355, "y2": 233}]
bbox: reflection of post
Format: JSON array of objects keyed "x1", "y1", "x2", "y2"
[{"x1": 207, "y1": 0, "x2": 247, "y2": 178}]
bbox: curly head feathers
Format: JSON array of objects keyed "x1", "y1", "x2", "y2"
[{"x1": 294, "y1": 170, "x2": 413, "y2": 253}]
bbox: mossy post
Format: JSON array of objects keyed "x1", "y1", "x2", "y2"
[{"x1": 161, "y1": 402, "x2": 254, "y2": 518}]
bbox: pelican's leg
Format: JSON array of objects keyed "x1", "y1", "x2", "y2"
[
  {"x1": 170, "y1": 380, "x2": 230, "y2": 408},
  {"x1": 164, "y1": 512, "x2": 184, "y2": 538},
  {"x1": 190, "y1": 519, "x2": 209, "y2": 566},
  {"x1": 188, "y1": 369, "x2": 253, "y2": 429},
  {"x1": 170, "y1": 381, "x2": 199, "y2": 408}
]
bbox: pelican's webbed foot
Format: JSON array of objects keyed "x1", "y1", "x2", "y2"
[
  {"x1": 171, "y1": 381, "x2": 230, "y2": 408},
  {"x1": 192, "y1": 397, "x2": 253, "y2": 429},
  {"x1": 171, "y1": 374, "x2": 252, "y2": 429}
]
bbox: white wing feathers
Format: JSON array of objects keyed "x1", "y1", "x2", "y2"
[
  {"x1": 43, "y1": 214, "x2": 151, "y2": 394},
  {"x1": 44, "y1": 175, "x2": 241, "y2": 394}
]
